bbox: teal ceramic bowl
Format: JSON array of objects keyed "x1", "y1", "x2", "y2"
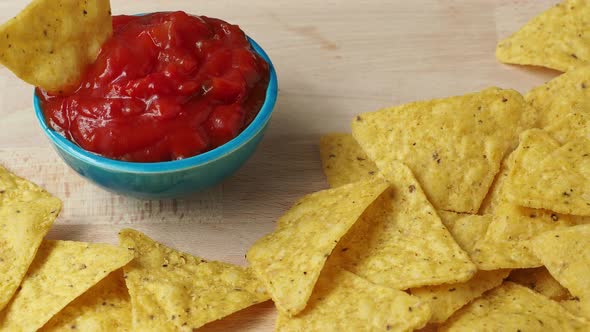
[{"x1": 33, "y1": 37, "x2": 278, "y2": 199}]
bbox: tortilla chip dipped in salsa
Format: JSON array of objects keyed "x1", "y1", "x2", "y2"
[
  {"x1": 0, "y1": 0, "x2": 112, "y2": 92},
  {"x1": 119, "y1": 229, "x2": 269, "y2": 331},
  {"x1": 0, "y1": 165, "x2": 62, "y2": 312}
]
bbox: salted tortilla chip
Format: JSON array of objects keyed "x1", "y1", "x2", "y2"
[
  {"x1": 120, "y1": 229, "x2": 269, "y2": 331},
  {"x1": 40, "y1": 269, "x2": 131, "y2": 331},
  {"x1": 526, "y1": 65, "x2": 590, "y2": 129},
  {"x1": 496, "y1": 0, "x2": 590, "y2": 72},
  {"x1": 478, "y1": 152, "x2": 515, "y2": 215},
  {"x1": 532, "y1": 225, "x2": 590, "y2": 305},
  {"x1": 508, "y1": 268, "x2": 571, "y2": 301},
  {"x1": 505, "y1": 130, "x2": 590, "y2": 216},
  {"x1": 440, "y1": 214, "x2": 492, "y2": 256},
  {"x1": 247, "y1": 177, "x2": 389, "y2": 316},
  {"x1": 0, "y1": 240, "x2": 133, "y2": 331},
  {"x1": 352, "y1": 87, "x2": 534, "y2": 213},
  {"x1": 0, "y1": 165, "x2": 62, "y2": 311},
  {"x1": 410, "y1": 270, "x2": 509, "y2": 324},
  {"x1": 276, "y1": 267, "x2": 431, "y2": 332},
  {"x1": 439, "y1": 282, "x2": 589, "y2": 331},
  {"x1": 319, "y1": 133, "x2": 378, "y2": 187},
  {"x1": 562, "y1": 298, "x2": 590, "y2": 320},
  {"x1": 472, "y1": 202, "x2": 576, "y2": 270},
  {"x1": 0, "y1": 0, "x2": 112, "y2": 92},
  {"x1": 331, "y1": 162, "x2": 476, "y2": 290},
  {"x1": 545, "y1": 112, "x2": 590, "y2": 144}
]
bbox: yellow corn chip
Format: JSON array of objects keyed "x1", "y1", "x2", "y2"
[
  {"x1": 40, "y1": 269, "x2": 131, "y2": 332},
  {"x1": 331, "y1": 162, "x2": 476, "y2": 290},
  {"x1": 0, "y1": 0, "x2": 112, "y2": 92},
  {"x1": 441, "y1": 214, "x2": 492, "y2": 255},
  {"x1": 496, "y1": 0, "x2": 590, "y2": 72},
  {"x1": 319, "y1": 133, "x2": 378, "y2": 188},
  {"x1": 472, "y1": 202, "x2": 576, "y2": 270},
  {"x1": 545, "y1": 112, "x2": 590, "y2": 144},
  {"x1": 440, "y1": 282, "x2": 589, "y2": 331},
  {"x1": 478, "y1": 152, "x2": 515, "y2": 215},
  {"x1": 508, "y1": 267, "x2": 571, "y2": 301},
  {"x1": 120, "y1": 229, "x2": 269, "y2": 331},
  {"x1": 505, "y1": 131, "x2": 590, "y2": 216},
  {"x1": 532, "y1": 225, "x2": 590, "y2": 305},
  {"x1": 410, "y1": 270, "x2": 509, "y2": 324},
  {"x1": 0, "y1": 240, "x2": 133, "y2": 331},
  {"x1": 276, "y1": 267, "x2": 431, "y2": 332},
  {"x1": 247, "y1": 177, "x2": 388, "y2": 316},
  {"x1": 526, "y1": 65, "x2": 590, "y2": 128},
  {"x1": 352, "y1": 87, "x2": 533, "y2": 213},
  {"x1": 0, "y1": 165, "x2": 62, "y2": 311},
  {"x1": 562, "y1": 298, "x2": 590, "y2": 320}
]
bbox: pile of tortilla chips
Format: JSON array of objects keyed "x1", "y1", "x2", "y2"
[{"x1": 2, "y1": 0, "x2": 590, "y2": 330}]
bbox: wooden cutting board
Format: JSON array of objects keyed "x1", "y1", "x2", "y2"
[{"x1": 0, "y1": 0, "x2": 558, "y2": 330}]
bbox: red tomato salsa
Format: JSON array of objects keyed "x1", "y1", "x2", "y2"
[{"x1": 38, "y1": 12, "x2": 270, "y2": 162}]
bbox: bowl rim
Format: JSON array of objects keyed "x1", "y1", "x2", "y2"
[{"x1": 33, "y1": 36, "x2": 278, "y2": 174}]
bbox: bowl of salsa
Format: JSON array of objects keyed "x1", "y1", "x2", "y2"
[{"x1": 33, "y1": 11, "x2": 278, "y2": 199}]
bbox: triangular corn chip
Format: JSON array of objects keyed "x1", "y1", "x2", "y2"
[
  {"x1": 0, "y1": 0, "x2": 112, "y2": 92},
  {"x1": 410, "y1": 270, "x2": 510, "y2": 324},
  {"x1": 352, "y1": 87, "x2": 534, "y2": 213},
  {"x1": 440, "y1": 214, "x2": 492, "y2": 256},
  {"x1": 472, "y1": 202, "x2": 577, "y2": 270},
  {"x1": 508, "y1": 267, "x2": 571, "y2": 301},
  {"x1": 496, "y1": 0, "x2": 590, "y2": 72},
  {"x1": 531, "y1": 224, "x2": 590, "y2": 313},
  {"x1": 0, "y1": 165, "x2": 62, "y2": 311},
  {"x1": 40, "y1": 269, "x2": 131, "y2": 332},
  {"x1": 120, "y1": 229, "x2": 269, "y2": 331},
  {"x1": 0, "y1": 240, "x2": 133, "y2": 331},
  {"x1": 439, "y1": 282, "x2": 589, "y2": 331},
  {"x1": 247, "y1": 177, "x2": 389, "y2": 316},
  {"x1": 319, "y1": 133, "x2": 378, "y2": 187},
  {"x1": 331, "y1": 162, "x2": 477, "y2": 290},
  {"x1": 276, "y1": 267, "x2": 431, "y2": 332},
  {"x1": 505, "y1": 130, "x2": 590, "y2": 216},
  {"x1": 526, "y1": 65, "x2": 590, "y2": 128}
]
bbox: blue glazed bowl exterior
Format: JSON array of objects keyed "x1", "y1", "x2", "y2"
[{"x1": 34, "y1": 37, "x2": 278, "y2": 199}]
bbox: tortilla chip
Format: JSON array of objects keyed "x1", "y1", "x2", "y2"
[
  {"x1": 505, "y1": 130, "x2": 590, "y2": 216},
  {"x1": 0, "y1": 0, "x2": 112, "y2": 92},
  {"x1": 562, "y1": 298, "x2": 590, "y2": 320},
  {"x1": 545, "y1": 112, "x2": 590, "y2": 144},
  {"x1": 276, "y1": 267, "x2": 431, "y2": 332},
  {"x1": 532, "y1": 225, "x2": 590, "y2": 304},
  {"x1": 352, "y1": 87, "x2": 533, "y2": 213},
  {"x1": 319, "y1": 133, "x2": 378, "y2": 187},
  {"x1": 0, "y1": 165, "x2": 62, "y2": 311},
  {"x1": 472, "y1": 202, "x2": 576, "y2": 270},
  {"x1": 0, "y1": 240, "x2": 133, "y2": 331},
  {"x1": 40, "y1": 269, "x2": 131, "y2": 332},
  {"x1": 331, "y1": 162, "x2": 476, "y2": 290},
  {"x1": 496, "y1": 0, "x2": 590, "y2": 72},
  {"x1": 410, "y1": 270, "x2": 509, "y2": 324},
  {"x1": 478, "y1": 152, "x2": 515, "y2": 215},
  {"x1": 508, "y1": 268, "x2": 571, "y2": 301},
  {"x1": 120, "y1": 229, "x2": 269, "y2": 331},
  {"x1": 439, "y1": 282, "x2": 589, "y2": 331},
  {"x1": 441, "y1": 214, "x2": 492, "y2": 256},
  {"x1": 526, "y1": 65, "x2": 590, "y2": 129},
  {"x1": 247, "y1": 178, "x2": 388, "y2": 316}
]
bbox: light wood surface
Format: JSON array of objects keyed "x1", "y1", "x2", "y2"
[{"x1": 0, "y1": 0, "x2": 559, "y2": 330}]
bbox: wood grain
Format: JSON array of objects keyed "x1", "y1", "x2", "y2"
[{"x1": 0, "y1": 1, "x2": 558, "y2": 330}]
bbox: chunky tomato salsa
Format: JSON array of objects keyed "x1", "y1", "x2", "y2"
[{"x1": 38, "y1": 12, "x2": 269, "y2": 162}]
